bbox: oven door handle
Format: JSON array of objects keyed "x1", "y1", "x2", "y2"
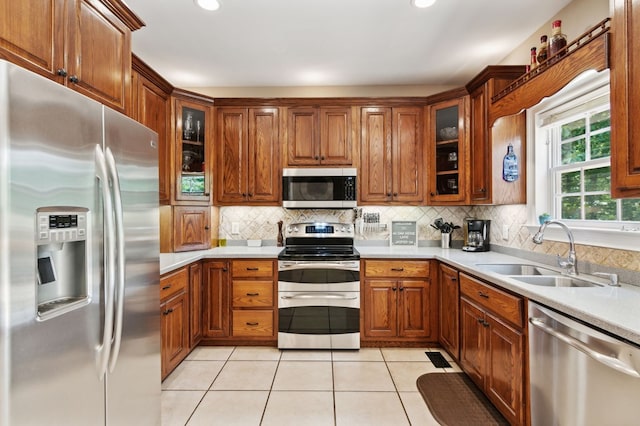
[
  {"x1": 280, "y1": 293, "x2": 358, "y2": 300},
  {"x1": 278, "y1": 262, "x2": 359, "y2": 271}
]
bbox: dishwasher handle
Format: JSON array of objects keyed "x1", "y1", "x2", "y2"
[{"x1": 529, "y1": 317, "x2": 640, "y2": 379}]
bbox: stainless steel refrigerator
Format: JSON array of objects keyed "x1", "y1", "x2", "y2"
[{"x1": 0, "y1": 60, "x2": 161, "y2": 425}]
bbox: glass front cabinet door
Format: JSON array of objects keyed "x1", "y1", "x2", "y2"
[
  {"x1": 427, "y1": 96, "x2": 468, "y2": 204},
  {"x1": 174, "y1": 97, "x2": 212, "y2": 203}
]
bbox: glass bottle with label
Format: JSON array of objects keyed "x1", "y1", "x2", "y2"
[
  {"x1": 548, "y1": 20, "x2": 567, "y2": 59},
  {"x1": 537, "y1": 35, "x2": 548, "y2": 64},
  {"x1": 502, "y1": 144, "x2": 519, "y2": 182},
  {"x1": 530, "y1": 47, "x2": 538, "y2": 71}
]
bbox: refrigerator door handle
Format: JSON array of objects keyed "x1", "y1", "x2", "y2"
[
  {"x1": 105, "y1": 147, "x2": 125, "y2": 372},
  {"x1": 95, "y1": 144, "x2": 116, "y2": 379}
]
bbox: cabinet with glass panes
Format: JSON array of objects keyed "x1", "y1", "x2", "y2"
[
  {"x1": 427, "y1": 95, "x2": 468, "y2": 204},
  {"x1": 173, "y1": 93, "x2": 213, "y2": 203}
]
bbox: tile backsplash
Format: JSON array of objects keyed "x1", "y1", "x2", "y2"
[{"x1": 219, "y1": 205, "x2": 640, "y2": 274}]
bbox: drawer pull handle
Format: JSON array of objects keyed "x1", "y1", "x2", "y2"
[
  {"x1": 162, "y1": 285, "x2": 172, "y2": 290},
  {"x1": 162, "y1": 308, "x2": 174, "y2": 316},
  {"x1": 246, "y1": 267, "x2": 259, "y2": 271},
  {"x1": 391, "y1": 268, "x2": 404, "y2": 271},
  {"x1": 399, "y1": 287, "x2": 404, "y2": 291},
  {"x1": 392, "y1": 287, "x2": 397, "y2": 291},
  {"x1": 246, "y1": 322, "x2": 259, "y2": 326},
  {"x1": 478, "y1": 291, "x2": 489, "y2": 299},
  {"x1": 477, "y1": 318, "x2": 489, "y2": 327},
  {"x1": 246, "y1": 292, "x2": 259, "y2": 296},
  {"x1": 451, "y1": 277, "x2": 457, "y2": 282}
]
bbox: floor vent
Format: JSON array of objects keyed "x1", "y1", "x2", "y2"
[{"x1": 425, "y1": 351, "x2": 452, "y2": 368}]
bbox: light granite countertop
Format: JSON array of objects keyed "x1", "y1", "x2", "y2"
[{"x1": 160, "y1": 245, "x2": 640, "y2": 346}]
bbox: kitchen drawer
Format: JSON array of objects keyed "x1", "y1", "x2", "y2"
[
  {"x1": 232, "y1": 310, "x2": 274, "y2": 337},
  {"x1": 364, "y1": 260, "x2": 430, "y2": 278},
  {"x1": 232, "y1": 260, "x2": 274, "y2": 278},
  {"x1": 160, "y1": 267, "x2": 188, "y2": 301},
  {"x1": 459, "y1": 273, "x2": 523, "y2": 328},
  {"x1": 232, "y1": 280, "x2": 273, "y2": 308}
]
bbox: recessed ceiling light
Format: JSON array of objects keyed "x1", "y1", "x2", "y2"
[
  {"x1": 411, "y1": 0, "x2": 437, "y2": 8},
  {"x1": 194, "y1": 0, "x2": 221, "y2": 11}
]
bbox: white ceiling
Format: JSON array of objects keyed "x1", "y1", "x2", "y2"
[{"x1": 127, "y1": 0, "x2": 573, "y2": 89}]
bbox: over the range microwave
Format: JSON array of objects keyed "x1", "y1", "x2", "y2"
[{"x1": 282, "y1": 168, "x2": 357, "y2": 209}]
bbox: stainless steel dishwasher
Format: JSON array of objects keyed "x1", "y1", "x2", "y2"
[{"x1": 528, "y1": 302, "x2": 640, "y2": 426}]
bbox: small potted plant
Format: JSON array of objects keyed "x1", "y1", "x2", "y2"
[{"x1": 431, "y1": 218, "x2": 460, "y2": 248}]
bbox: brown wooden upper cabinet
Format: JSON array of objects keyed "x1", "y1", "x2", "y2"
[
  {"x1": 611, "y1": 0, "x2": 640, "y2": 198},
  {"x1": 286, "y1": 106, "x2": 354, "y2": 166},
  {"x1": 466, "y1": 66, "x2": 527, "y2": 205},
  {"x1": 216, "y1": 107, "x2": 280, "y2": 205},
  {"x1": 131, "y1": 56, "x2": 173, "y2": 204},
  {"x1": 173, "y1": 93, "x2": 214, "y2": 204},
  {"x1": 427, "y1": 94, "x2": 469, "y2": 205},
  {"x1": 360, "y1": 106, "x2": 424, "y2": 204},
  {"x1": 172, "y1": 205, "x2": 211, "y2": 252},
  {"x1": 0, "y1": 0, "x2": 143, "y2": 112}
]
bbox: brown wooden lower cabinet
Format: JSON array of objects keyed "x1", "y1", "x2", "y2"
[
  {"x1": 189, "y1": 262, "x2": 203, "y2": 348},
  {"x1": 160, "y1": 267, "x2": 189, "y2": 379},
  {"x1": 202, "y1": 260, "x2": 230, "y2": 338},
  {"x1": 438, "y1": 263, "x2": 460, "y2": 360},
  {"x1": 361, "y1": 260, "x2": 437, "y2": 343},
  {"x1": 201, "y1": 259, "x2": 277, "y2": 344},
  {"x1": 459, "y1": 273, "x2": 525, "y2": 425}
]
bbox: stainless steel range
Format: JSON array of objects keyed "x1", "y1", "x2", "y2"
[{"x1": 277, "y1": 222, "x2": 360, "y2": 349}]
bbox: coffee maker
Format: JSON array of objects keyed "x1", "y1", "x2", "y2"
[{"x1": 462, "y1": 219, "x2": 491, "y2": 252}]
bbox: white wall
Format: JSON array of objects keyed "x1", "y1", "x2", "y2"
[{"x1": 499, "y1": 0, "x2": 609, "y2": 66}]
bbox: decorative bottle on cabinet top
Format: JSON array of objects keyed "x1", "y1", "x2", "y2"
[
  {"x1": 530, "y1": 47, "x2": 538, "y2": 71},
  {"x1": 548, "y1": 20, "x2": 567, "y2": 59},
  {"x1": 537, "y1": 35, "x2": 548, "y2": 64}
]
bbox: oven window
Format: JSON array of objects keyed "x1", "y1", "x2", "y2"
[
  {"x1": 279, "y1": 269, "x2": 359, "y2": 284},
  {"x1": 279, "y1": 306, "x2": 359, "y2": 335}
]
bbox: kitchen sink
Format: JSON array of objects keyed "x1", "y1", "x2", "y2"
[
  {"x1": 511, "y1": 275, "x2": 604, "y2": 288},
  {"x1": 475, "y1": 263, "x2": 560, "y2": 276}
]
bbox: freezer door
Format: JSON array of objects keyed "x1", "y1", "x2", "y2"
[
  {"x1": 0, "y1": 61, "x2": 105, "y2": 425},
  {"x1": 103, "y1": 107, "x2": 161, "y2": 425}
]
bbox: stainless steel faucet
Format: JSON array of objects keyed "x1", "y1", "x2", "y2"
[{"x1": 532, "y1": 220, "x2": 578, "y2": 275}]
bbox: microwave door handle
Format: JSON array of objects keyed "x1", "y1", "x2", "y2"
[
  {"x1": 94, "y1": 144, "x2": 115, "y2": 379},
  {"x1": 105, "y1": 147, "x2": 125, "y2": 373}
]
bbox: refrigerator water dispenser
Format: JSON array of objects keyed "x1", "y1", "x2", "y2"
[{"x1": 35, "y1": 207, "x2": 90, "y2": 320}]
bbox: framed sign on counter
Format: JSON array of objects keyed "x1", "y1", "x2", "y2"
[{"x1": 390, "y1": 221, "x2": 417, "y2": 246}]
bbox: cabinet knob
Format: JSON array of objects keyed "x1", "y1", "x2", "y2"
[
  {"x1": 222, "y1": 267, "x2": 228, "y2": 272},
  {"x1": 56, "y1": 68, "x2": 67, "y2": 77},
  {"x1": 392, "y1": 287, "x2": 397, "y2": 291},
  {"x1": 248, "y1": 193, "x2": 253, "y2": 197},
  {"x1": 387, "y1": 192, "x2": 392, "y2": 197},
  {"x1": 399, "y1": 287, "x2": 404, "y2": 291},
  {"x1": 321, "y1": 156, "x2": 325, "y2": 160},
  {"x1": 314, "y1": 156, "x2": 319, "y2": 160},
  {"x1": 69, "y1": 75, "x2": 79, "y2": 84},
  {"x1": 430, "y1": 192, "x2": 435, "y2": 196},
  {"x1": 451, "y1": 277, "x2": 457, "y2": 282},
  {"x1": 393, "y1": 192, "x2": 398, "y2": 197},
  {"x1": 480, "y1": 188, "x2": 486, "y2": 192},
  {"x1": 242, "y1": 193, "x2": 247, "y2": 197}
]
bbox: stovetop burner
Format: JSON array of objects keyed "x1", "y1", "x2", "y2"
[{"x1": 277, "y1": 222, "x2": 359, "y2": 261}]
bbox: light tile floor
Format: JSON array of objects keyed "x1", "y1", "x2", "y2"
[{"x1": 162, "y1": 346, "x2": 463, "y2": 426}]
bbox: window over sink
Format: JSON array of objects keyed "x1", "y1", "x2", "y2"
[{"x1": 528, "y1": 70, "x2": 640, "y2": 249}]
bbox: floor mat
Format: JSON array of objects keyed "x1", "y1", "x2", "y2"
[
  {"x1": 416, "y1": 373, "x2": 509, "y2": 426},
  {"x1": 424, "y1": 351, "x2": 451, "y2": 368}
]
